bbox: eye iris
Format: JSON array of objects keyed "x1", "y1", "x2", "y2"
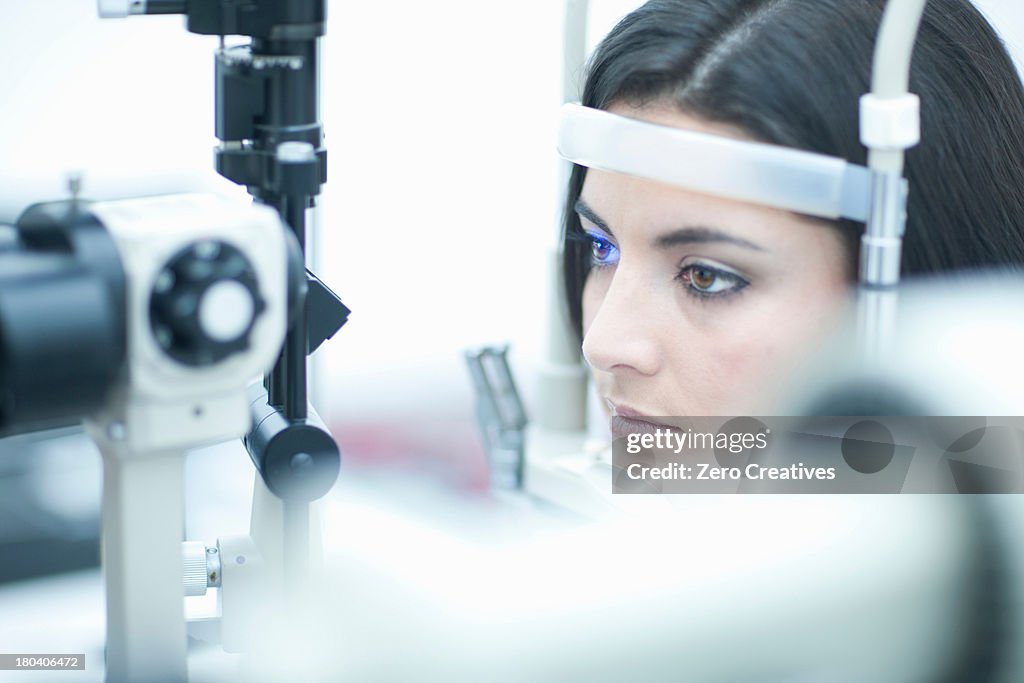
[
  {"x1": 592, "y1": 239, "x2": 611, "y2": 262},
  {"x1": 691, "y1": 267, "x2": 716, "y2": 290}
]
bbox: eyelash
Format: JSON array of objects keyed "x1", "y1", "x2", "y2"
[{"x1": 575, "y1": 230, "x2": 750, "y2": 301}]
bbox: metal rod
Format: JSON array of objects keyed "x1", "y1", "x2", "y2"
[
  {"x1": 281, "y1": 195, "x2": 308, "y2": 421},
  {"x1": 267, "y1": 351, "x2": 285, "y2": 407}
]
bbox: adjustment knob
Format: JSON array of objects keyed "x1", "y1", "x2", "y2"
[
  {"x1": 182, "y1": 541, "x2": 209, "y2": 597},
  {"x1": 150, "y1": 240, "x2": 265, "y2": 366}
]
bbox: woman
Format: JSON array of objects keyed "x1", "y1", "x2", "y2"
[{"x1": 563, "y1": 0, "x2": 1024, "y2": 419}]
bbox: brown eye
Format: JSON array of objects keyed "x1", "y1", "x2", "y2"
[
  {"x1": 678, "y1": 264, "x2": 749, "y2": 298},
  {"x1": 691, "y1": 267, "x2": 717, "y2": 291}
]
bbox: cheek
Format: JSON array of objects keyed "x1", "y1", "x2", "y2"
[
  {"x1": 658, "y1": 329, "x2": 788, "y2": 416},
  {"x1": 669, "y1": 329, "x2": 773, "y2": 390},
  {"x1": 667, "y1": 294, "x2": 847, "y2": 412},
  {"x1": 710, "y1": 333, "x2": 780, "y2": 381},
  {"x1": 729, "y1": 298, "x2": 845, "y2": 382}
]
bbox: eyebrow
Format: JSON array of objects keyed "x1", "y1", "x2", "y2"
[{"x1": 574, "y1": 198, "x2": 766, "y2": 253}]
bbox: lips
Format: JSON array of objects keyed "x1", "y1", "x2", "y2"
[
  {"x1": 607, "y1": 401, "x2": 676, "y2": 439},
  {"x1": 610, "y1": 414, "x2": 669, "y2": 439}
]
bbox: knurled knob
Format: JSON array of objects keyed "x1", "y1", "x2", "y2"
[{"x1": 182, "y1": 541, "x2": 209, "y2": 597}]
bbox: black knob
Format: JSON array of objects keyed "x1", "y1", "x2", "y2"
[{"x1": 150, "y1": 240, "x2": 265, "y2": 366}]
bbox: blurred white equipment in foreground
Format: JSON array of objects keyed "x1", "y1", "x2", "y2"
[{"x1": 237, "y1": 493, "x2": 1020, "y2": 683}]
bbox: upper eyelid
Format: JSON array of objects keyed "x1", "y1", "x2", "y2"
[
  {"x1": 679, "y1": 257, "x2": 744, "y2": 278},
  {"x1": 681, "y1": 266, "x2": 745, "y2": 286},
  {"x1": 574, "y1": 200, "x2": 614, "y2": 235},
  {"x1": 577, "y1": 212, "x2": 614, "y2": 234},
  {"x1": 581, "y1": 224, "x2": 615, "y2": 243}
]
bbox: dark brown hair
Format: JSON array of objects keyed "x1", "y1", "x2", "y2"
[{"x1": 563, "y1": 0, "x2": 1024, "y2": 337}]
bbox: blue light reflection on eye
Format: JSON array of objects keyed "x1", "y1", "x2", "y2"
[{"x1": 587, "y1": 232, "x2": 619, "y2": 267}]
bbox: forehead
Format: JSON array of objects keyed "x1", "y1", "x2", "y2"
[
  {"x1": 579, "y1": 102, "x2": 824, "y2": 246},
  {"x1": 607, "y1": 100, "x2": 750, "y2": 139}
]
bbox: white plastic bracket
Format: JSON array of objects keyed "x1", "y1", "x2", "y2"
[
  {"x1": 217, "y1": 534, "x2": 268, "y2": 654},
  {"x1": 860, "y1": 93, "x2": 921, "y2": 151}
]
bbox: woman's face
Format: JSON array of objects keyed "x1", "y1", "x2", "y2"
[{"x1": 580, "y1": 102, "x2": 852, "y2": 421}]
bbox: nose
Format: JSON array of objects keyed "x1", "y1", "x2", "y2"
[{"x1": 581, "y1": 269, "x2": 661, "y2": 377}]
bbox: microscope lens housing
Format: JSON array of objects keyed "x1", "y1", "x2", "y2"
[
  {"x1": 0, "y1": 201, "x2": 126, "y2": 433},
  {"x1": 0, "y1": 194, "x2": 293, "y2": 441}
]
